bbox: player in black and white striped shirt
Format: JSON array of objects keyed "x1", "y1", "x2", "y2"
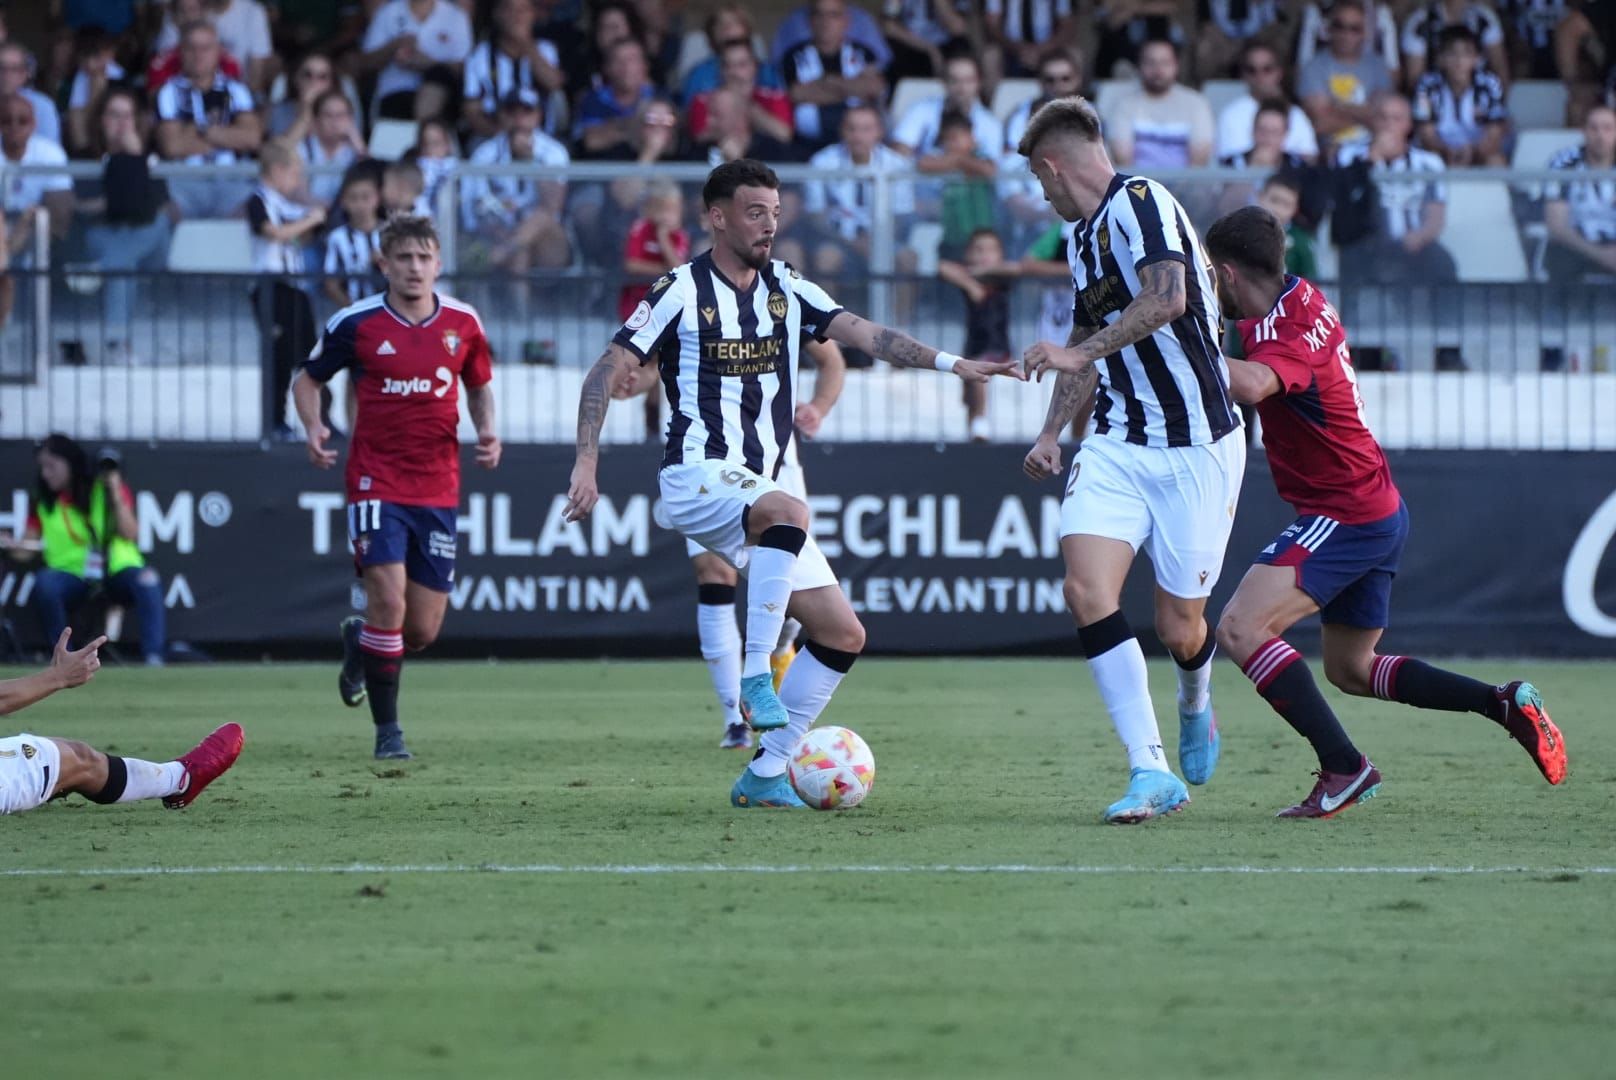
[
  {"x1": 1016, "y1": 96, "x2": 1244, "y2": 824},
  {"x1": 565, "y1": 159, "x2": 1017, "y2": 809}
]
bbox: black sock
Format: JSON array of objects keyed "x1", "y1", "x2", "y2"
[
  {"x1": 1243, "y1": 638, "x2": 1362, "y2": 774},
  {"x1": 1371, "y1": 655, "x2": 1502, "y2": 725},
  {"x1": 85, "y1": 755, "x2": 128, "y2": 804},
  {"x1": 363, "y1": 651, "x2": 402, "y2": 735}
]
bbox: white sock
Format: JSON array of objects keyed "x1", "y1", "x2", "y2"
[
  {"x1": 1176, "y1": 641, "x2": 1216, "y2": 714},
  {"x1": 118, "y1": 758, "x2": 188, "y2": 802},
  {"x1": 751, "y1": 643, "x2": 853, "y2": 777},
  {"x1": 774, "y1": 617, "x2": 802, "y2": 656},
  {"x1": 696, "y1": 601, "x2": 742, "y2": 726},
  {"x1": 1087, "y1": 638, "x2": 1168, "y2": 773},
  {"x1": 742, "y1": 532, "x2": 801, "y2": 679}
]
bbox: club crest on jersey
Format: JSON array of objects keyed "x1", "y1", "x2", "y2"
[
  {"x1": 21, "y1": 742, "x2": 35, "y2": 759},
  {"x1": 1127, "y1": 180, "x2": 1150, "y2": 201},
  {"x1": 1096, "y1": 221, "x2": 1111, "y2": 254},
  {"x1": 701, "y1": 305, "x2": 717, "y2": 326},
  {"x1": 767, "y1": 292, "x2": 787, "y2": 319},
  {"x1": 442, "y1": 330, "x2": 461, "y2": 355}
]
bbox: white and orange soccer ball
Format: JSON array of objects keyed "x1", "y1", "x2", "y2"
[{"x1": 788, "y1": 726, "x2": 875, "y2": 810}]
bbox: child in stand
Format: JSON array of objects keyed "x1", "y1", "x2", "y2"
[
  {"x1": 938, "y1": 227, "x2": 1009, "y2": 443},
  {"x1": 322, "y1": 170, "x2": 384, "y2": 309},
  {"x1": 1257, "y1": 174, "x2": 1318, "y2": 279},
  {"x1": 413, "y1": 117, "x2": 461, "y2": 216},
  {"x1": 619, "y1": 182, "x2": 691, "y2": 440}
]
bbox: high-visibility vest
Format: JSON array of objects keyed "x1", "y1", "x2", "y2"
[{"x1": 34, "y1": 483, "x2": 144, "y2": 578}]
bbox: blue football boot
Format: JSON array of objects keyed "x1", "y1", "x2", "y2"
[
  {"x1": 1178, "y1": 702, "x2": 1220, "y2": 785},
  {"x1": 739, "y1": 672, "x2": 789, "y2": 731},
  {"x1": 1103, "y1": 768, "x2": 1190, "y2": 824},
  {"x1": 730, "y1": 767, "x2": 806, "y2": 808}
]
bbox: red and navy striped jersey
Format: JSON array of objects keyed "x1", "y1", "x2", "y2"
[
  {"x1": 304, "y1": 292, "x2": 493, "y2": 509},
  {"x1": 1238, "y1": 276, "x2": 1401, "y2": 524}
]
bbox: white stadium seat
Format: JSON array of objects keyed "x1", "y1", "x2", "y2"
[
  {"x1": 1512, "y1": 127, "x2": 1580, "y2": 169},
  {"x1": 991, "y1": 78, "x2": 1039, "y2": 124},
  {"x1": 166, "y1": 220, "x2": 255, "y2": 273},
  {"x1": 1440, "y1": 181, "x2": 1527, "y2": 282},
  {"x1": 906, "y1": 222, "x2": 944, "y2": 276},
  {"x1": 888, "y1": 78, "x2": 942, "y2": 126},
  {"x1": 1507, "y1": 81, "x2": 1569, "y2": 131},
  {"x1": 368, "y1": 119, "x2": 420, "y2": 161}
]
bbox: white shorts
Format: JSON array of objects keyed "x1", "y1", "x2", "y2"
[
  {"x1": 660, "y1": 460, "x2": 836, "y2": 591},
  {"x1": 684, "y1": 459, "x2": 808, "y2": 559},
  {"x1": 0, "y1": 733, "x2": 61, "y2": 815},
  {"x1": 1060, "y1": 433, "x2": 1247, "y2": 599}
]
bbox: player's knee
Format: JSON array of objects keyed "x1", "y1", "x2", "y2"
[
  {"x1": 1324, "y1": 655, "x2": 1374, "y2": 696},
  {"x1": 1214, "y1": 608, "x2": 1263, "y2": 661},
  {"x1": 1062, "y1": 574, "x2": 1111, "y2": 624},
  {"x1": 53, "y1": 739, "x2": 103, "y2": 792},
  {"x1": 1154, "y1": 611, "x2": 1203, "y2": 658},
  {"x1": 818, "y1": 615, "x2": 866, "y2": 655},
  {"x1": 403, "y1": 625, "x2": 439, "y2": 652},
  {"x1": 752, "y1": 494, "x2": 809, "y2": 533}
]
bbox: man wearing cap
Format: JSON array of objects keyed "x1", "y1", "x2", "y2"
[{"x1": 459, "y1": 87, "x2": 572, "y2": 270}]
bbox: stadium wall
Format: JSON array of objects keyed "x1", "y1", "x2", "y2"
[{"x1": 0, "y1": 443, "x2": 1611, "y2": 659}]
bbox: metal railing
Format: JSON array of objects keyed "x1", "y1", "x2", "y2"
[{"x1": 1, "y1": 159, "x2": 1612, "y2": 449}]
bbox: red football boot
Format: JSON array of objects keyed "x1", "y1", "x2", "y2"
[
  {"x1": 1276, "y1": 755, "x2": 1381, "y2": 819},
  {"x1": 163, "y1": 723, "x2": 245, "y2": 809},
  {"x1": 1495, "y1": 682, "x2": 1566, "y2": 785}
]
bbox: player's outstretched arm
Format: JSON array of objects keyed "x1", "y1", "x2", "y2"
[
  {"x1": 291, "y1": 371, "x2": 338, "y2": 468},
  {"x1": 1023, "y1": 260, "x2": 1187, "y2": 381},
  {"x1": 0, "y1": 630, "x2": 104, "y2": 716},
  {"x1": 1025, "y1": 324, "x2": 1099, "y2": 482},
  {"x1": 823, "y1": 312, "x2": 1022, "y2": 383},
  {"x1": 467, "y1": 383, "x2": 501, "y2": 469},
  {"x1": 1224, "y1": 356, "x2": 1282, "y2": 404},
  {"x1": 565, "y1": 342, "x2": 638, "y2": 522}
]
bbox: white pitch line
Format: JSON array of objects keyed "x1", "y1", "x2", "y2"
[{"x1": 1, "y1": 864, "x2": 1613, "y2": 879}]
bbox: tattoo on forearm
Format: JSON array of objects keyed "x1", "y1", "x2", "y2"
[
  {"x1": 1042, "y1": 365, "x2": 1098, "y2": 437},
  {"x1": 1072, "y1": 261, "x2": 1185, "y2": 361},
  {"x1": 467, "y1": 384, "x2": 495, "y2": 435},
  {"x1": 576, "y1": 349, "x2": 615, "y2": 458},
  {"x1": 869, "y1": 324, "x2": 935, "y2": 369}
]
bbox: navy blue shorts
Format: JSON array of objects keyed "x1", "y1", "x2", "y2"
[
  {"x1": 1255, "y1": 501, "x2": 1409, "y2": 629},
  {"x1": 347, "y1": 499, "x2": 457, "y2": 593}
]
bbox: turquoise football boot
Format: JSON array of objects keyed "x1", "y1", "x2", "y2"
[
  {"x1": 739, "y1": 672, "x2": 789, "y2": 731},
  {"x1": 730, "y1": 767, "x2": 806, "y2": 808},
  {"x1": 1103, "y1": 768, "x2": 1190, "y2": 824},
  {"x1": 1178, "y1": 703, "x2": 1220, "y2": 785}
]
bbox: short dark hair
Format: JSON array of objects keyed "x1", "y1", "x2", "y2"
[
  {"x1": 938, "y1": 107, "x2": 973, "y2": 136},
  {"x1": 702, "y1": 158, "x2": 779, "y2": 207},
  {"x1": 1260, "y1": 172, "x2": 1301, "y2": 198},
  {"x1": 965, "y1": 227, "x2": 1002, "y2": 248},
  {"x1": 1139, "y1": 36, "x2": 1179, "y2": 59},
  {"x1": 1435, "y1": 24, "x2": 1479, "y2": 55},
  {"x1": 380, "y1": 213, "x2": 439, "y2": 254},
  {"x1": 1205, "y1": 205, "x2": 1288, "y2": 279},
  {"x1": 1255, "y1": 96, "x2": 1290, "y2": 122}
]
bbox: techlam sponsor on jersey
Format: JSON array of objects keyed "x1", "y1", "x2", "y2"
[
  {"x1": 381, "y1": 366, "x2": 454, "y2": 398},
  {"x1": 1563, "y1": 487, "x2": 1616, "y2": 637}
]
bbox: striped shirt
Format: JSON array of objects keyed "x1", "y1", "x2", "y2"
[
  {"x1": 782, "y1": 42, "x2": 882, "y2": 143},
  {"x1": 984, "y1": 0, "x2": 1072, "y2": 44},
  {"x1": 1400, "y1": 2, "x2": 1505, "y2": 59},
  {"x1": 1199, "y1": 0, "x2": 1281, "y2": 38},
  {"x1": 803, "y1": 143, "x2": 916, "y2": 239},
  {"x1": 1068, "y1": 173, "x2": 1238, "y2": 448},
  {"x1": 1412, "y1": 70, "x2": 1508, "y2": 149},
  {"x1": 613, "y1": 253, "x2": 845, "y2": 477},
  {"x1": 298, "y1": 135, "x2": 360, "y2": 206},
  {"x1": 1545, "y1": 145, "x2": 1616, "y2": 243},
  {"x1": 1334, "y1": 142, "x2": 1446, "y2": 239},
  {"x1": 458, "y1": 130, "x2": 569, "y2": 232},
  {"x1": 154, "y1": 73, "x2": 257, "y2": 165},
  {"x1": 323, "y1": 223, "x2": 382, "y2": 302},
  {"x1": 462, "y1": 39, "x2": 566, "y2": 137},
  {"x1": 245, "y1": 183, "x2": 311, "y2": 275}
]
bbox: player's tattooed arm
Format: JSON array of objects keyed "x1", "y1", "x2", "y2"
[
  {"x1": 1024, "y1": 327, "x2": 1097, "y2": 482},
  {"x1": 824, "y1": 312, "x2": 1020, "y2": 382},
  {"x1": 1023, "y1": 260, "x2": 1187, "y2": 380},
  {"x1": 567, "y1": 343, "x2": 636, "y2": 521},
  {"x1": 467, "y1": 383, "x2": 501, "y2": 469}
]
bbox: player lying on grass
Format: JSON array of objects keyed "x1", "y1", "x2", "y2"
[
  {"x1": 612, "y1": 337, "x2": 847, "y2": 750},
  {"x1": 1204, "y1": 205, "x2": 1566, "y2": 818},
  {"x1": 566, "y1": 158, "x2": 1020, "y2": 808},
  {"x1": 294, "y1": 214, "x2": 501, "y2": 762},
  {"x1": 0, "y1": 630, "x2": 243, "y2": 815}
]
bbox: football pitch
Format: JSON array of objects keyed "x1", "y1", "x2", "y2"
[{"x1": 3, "y1": 658, "x2": 1612, "y2": 1078}]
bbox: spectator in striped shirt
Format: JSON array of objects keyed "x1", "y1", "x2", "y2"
[
  {"x1": 1400, "y1": 0, "x2": 1508, "y2": 87},
  {"x1": 460, "y1": 0, "x2": 566, "y2": 143},
  {"x1": 1335, "y1": 92, "x2": 1456, "y2": 286},
  {"x1": 298, "y1": 90, "x2": 367, "y2": 206},
  {"x1": 323, "y1": 170, "x2": 384, "y2": 308},
  {"x1": 1542, "y1": 104, "x2": 1616, "y2": 281},
  {"x1": 1412, "y1": 26, "x2": 1510, "y2": 166}
]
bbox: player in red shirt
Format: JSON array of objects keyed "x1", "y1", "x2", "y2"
[
  {"x1": 1204, "y1": 206, "x2": 1566, "y2": 817},
  {"x1": 293, "y1": 215, "x2": 501, "y2": 760}
]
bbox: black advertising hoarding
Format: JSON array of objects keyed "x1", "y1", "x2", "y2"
[{"x1": 0, "y1": 442, "x2": 1611, "y2": 657}]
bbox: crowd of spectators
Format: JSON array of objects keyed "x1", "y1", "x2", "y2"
[{"x1": 0, "y1": 0, "x2": 1610, "y2": 378}]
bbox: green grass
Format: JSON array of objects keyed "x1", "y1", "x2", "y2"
[{"x1": 3, "y1": 659, "x2": 1613, "y2": 1079}]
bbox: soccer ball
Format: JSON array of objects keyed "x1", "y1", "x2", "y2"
[{"x1": 788, "y1": 726, "x2": 875, "y2": 810}]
